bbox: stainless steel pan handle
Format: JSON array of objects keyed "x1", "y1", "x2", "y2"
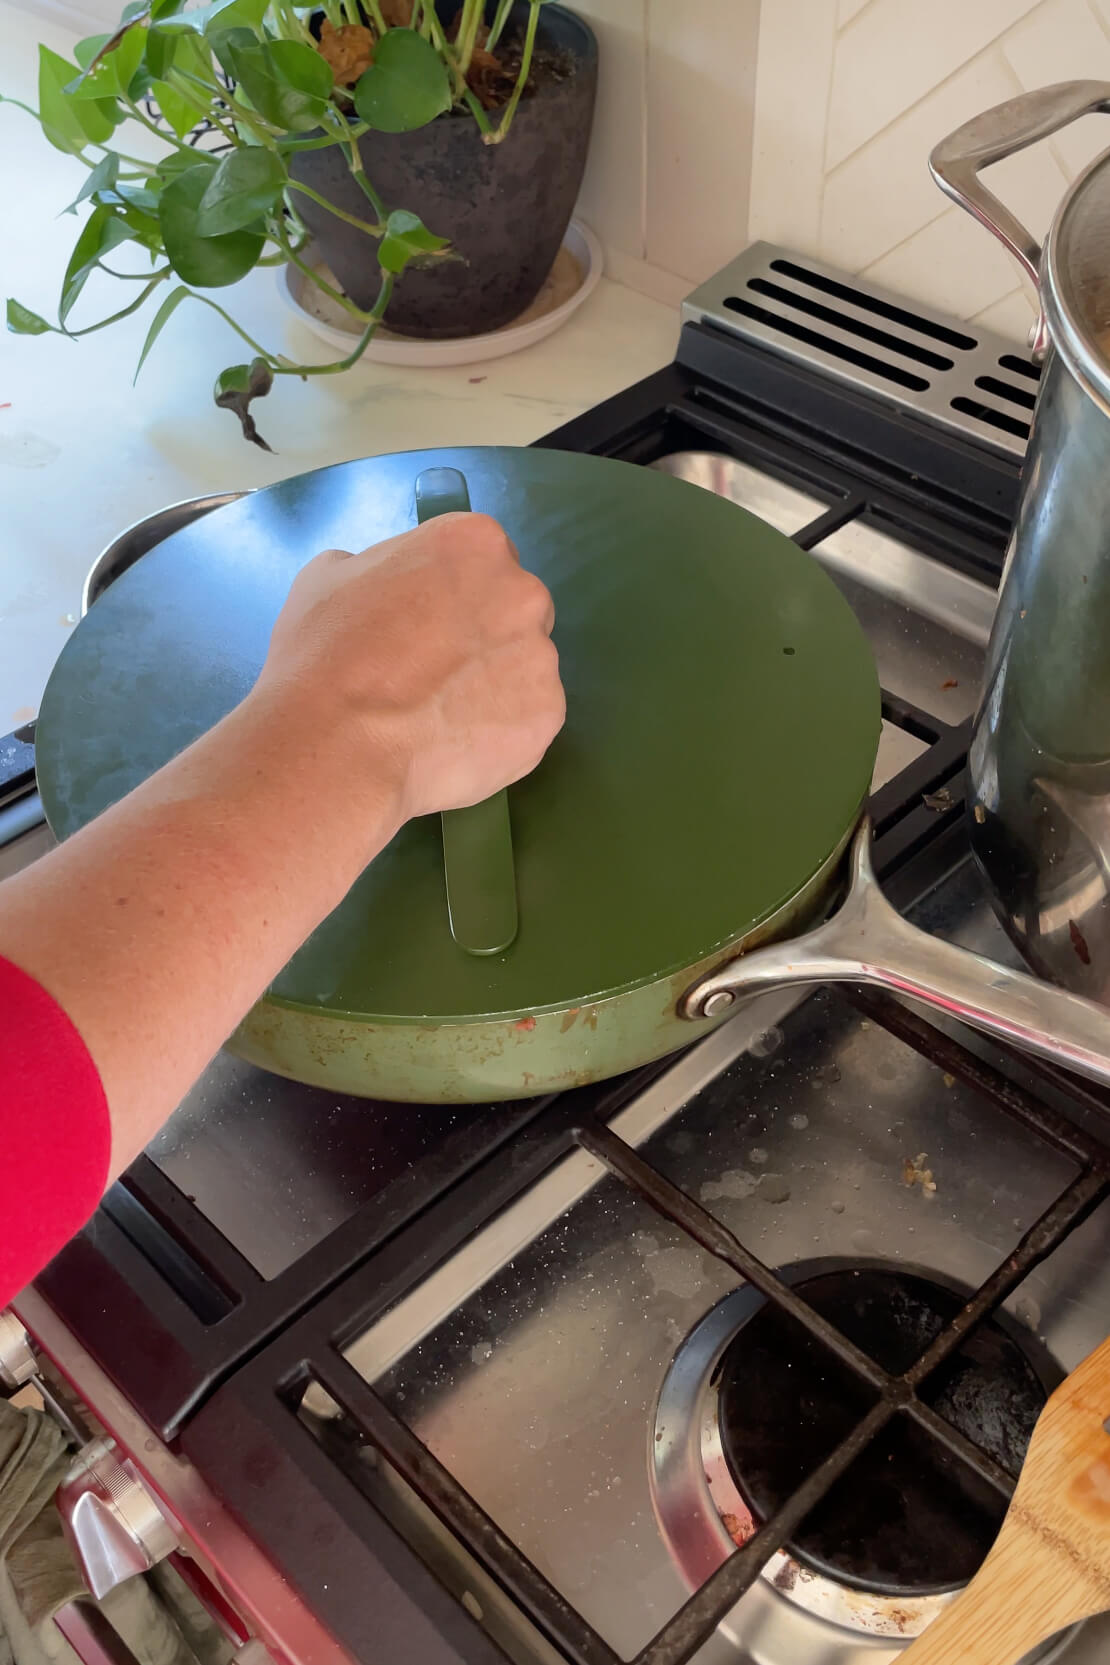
[
  {"x1": 681, "y1": 820, "x2": 1110, "y2": 1091},
  {"x1": 929, "y1": 80, "x2": 1110, "y2": 355}
]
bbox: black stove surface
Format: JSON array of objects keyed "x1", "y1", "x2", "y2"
[{"x1": 33, "y1": 315, "x2": 1022, "y2": 1440}]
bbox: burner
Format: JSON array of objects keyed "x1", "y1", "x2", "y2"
[
  {"x1": 717, "y1": 1267, "x2": 1045, "y2": 1595},
  {"x1": 650, "y1": 1263, "x2": 1061, "y2": 1648}
]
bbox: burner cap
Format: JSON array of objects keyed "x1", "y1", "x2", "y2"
[{"x1": 716, "y1": 1268, "x2": 1046, "y2": 1596}]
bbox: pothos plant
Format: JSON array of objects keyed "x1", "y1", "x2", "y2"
[{"x1": 4, "y1": 0, "x2": 549, "y2": 446}]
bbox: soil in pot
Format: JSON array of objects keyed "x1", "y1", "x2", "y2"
[{"x1": 289, "y1": 4, "x2": 598, "y2": 339}]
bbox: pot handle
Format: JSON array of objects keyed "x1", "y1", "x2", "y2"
[
  {"x1": 680, "y1": 819, "x2": 1110, "y2": 1091},
  {"x1": 929, "y1": 79, "x2": 1110, "y2": 356},
  {"x1": 415, "y1": 466, "x2": 519, "y2": 957}
]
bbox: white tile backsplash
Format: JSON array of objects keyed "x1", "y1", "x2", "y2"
[
  {"x1": 825, "y1": 0, "x2": 1043, "y2": 169},
  {"x1": 749, "y1": 0, "x2": 1110, "y2": 340},
  {"x1": 643, "y1": 0, "x2": 759, "y2": 282}
]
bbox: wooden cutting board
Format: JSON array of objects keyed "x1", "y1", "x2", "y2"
[{"x1": 902, "y1": 1336, "x2": 1110, "y2": 1663}]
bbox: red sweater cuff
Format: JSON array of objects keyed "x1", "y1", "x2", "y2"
[{"x1": 0, "y1": 955, "x2": 111, "y2": 1306}]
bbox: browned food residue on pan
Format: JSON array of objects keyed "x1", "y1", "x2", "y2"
[
  {"x1": 1069, "y1": 919, "x2": 1092, "y2": 966},
  {"x1": 719, "y1": 1511, "x2": 756, "y2": 1548},
  {"x1": 903, "y1": 1151, "x2": 938, "y2": 1196}
]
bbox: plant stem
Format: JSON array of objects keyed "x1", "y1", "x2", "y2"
[
  {"x1": 362, "y1": 0, "x2": 387, "y2": 33},
  {"x1": 169, "y1": 70, "x2": 284, "y2": 144},
  {"x1": 420, "y1": 6, "x2": 467, "y2": 100},
  {"x1": 456, "y1": 0, "x2": 483, "y2": 74},
  {"x1": 274, "y1": 271, "x2": 392, "y2": 377},
  {"x1": 63, "y1": 268, "x2": 170, "y2": 336},
  {"x1": 273, "y1": 223, "x2": 369, "y2": 320},
  {"x1": 461, "y1": 84, "x2": 493, "y2": 135},
  {"x1": 2, "y1": 98, "x2": 157, "y2": 167},
  {"x1": 280, "y1": 121, "x2": 368, "y2": 152},
  {"x1": 120, "y1": 96, "x2": 199, "y2": 154},
  {"x1": 487, "y1": 0, "x2": 514, "y2": 51},
  {"x1": 328, "y1": 107, "x2": 387, "y2": 217},
  {"x1": 486, "y1": 0, "x2": 538, "y2": 144},
  {"x1": 271, "y1": 0, "x2": 313, "y2": 41},
  {"x1": 98, "y1": 263, "x2": 165, "y2": 278},
  {"x1": 287, "y1": 180, "x2": 383, "y2": 235},
  {"x1": 188, "y1": 293, "x2": 276, "y2": 360}
]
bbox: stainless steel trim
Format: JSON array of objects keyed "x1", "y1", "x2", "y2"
[
  {"x1": 82, "y1": 493, "x2": 249, "y2": 614},
  {"x1": 680, "y1": 818, "x2": 1110, "y2": 1095},
  {"x1": 812, "y1": 521, "x2": 995, "y2": 649},
  {"x1": 649, "y1": 453, "x2": 828, "y2": 535},
  {"x1": 683, "y1": 243, "x2": 1037, "y2": 459}
]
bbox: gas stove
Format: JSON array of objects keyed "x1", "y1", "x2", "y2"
[{"x1": 3, "y1": 243, "x2": 1110, "y2": 1665}]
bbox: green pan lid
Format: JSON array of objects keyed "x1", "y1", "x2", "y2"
[{"x1": 35, "y1": 447, "x2": 880, "y2": 1022}]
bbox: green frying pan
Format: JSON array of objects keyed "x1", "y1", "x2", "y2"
[{"x1": 39, "y1": 446, "x2": 1110, "y2": 1101}]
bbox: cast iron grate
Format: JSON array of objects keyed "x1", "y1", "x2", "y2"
[{"x1": 305, "y1": 978, "x2": 1110, "y2": 1665}]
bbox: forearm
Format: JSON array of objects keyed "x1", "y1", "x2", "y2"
[{"x1": 0, "y1": 684, "x2": 404, "y2": 1178}]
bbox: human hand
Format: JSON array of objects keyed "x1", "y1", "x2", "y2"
[{"x1": 256, "y1": 511, "x2": 565, "y2": 824}]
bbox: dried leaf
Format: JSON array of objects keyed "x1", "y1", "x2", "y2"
[{"x1": 317, "y1": 19, "x2": 374, "y2": 86}]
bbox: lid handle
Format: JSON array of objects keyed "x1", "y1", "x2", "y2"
[
  {"x1": 929, "y1": 79, "x2": 1110, "y2": 358},
  {"x1": 415, "y1": 467, "x2": 519, "y2": 958}
]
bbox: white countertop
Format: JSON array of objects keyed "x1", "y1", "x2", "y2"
[{"x1": 0, "y1": 0, "x2": 679, "y2": 730}]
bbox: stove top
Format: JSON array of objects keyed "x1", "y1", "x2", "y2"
[{"x1": 7, "y1": 243, "x2": 1110, "y2": 1665}]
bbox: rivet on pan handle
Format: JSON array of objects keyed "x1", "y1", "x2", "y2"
[
  {"x1": 680, "y1": 818, "x2": 1110, "y2": 1092},
  {"x1": 415, "y1": 466, "x2": 519, "y2": 958}
]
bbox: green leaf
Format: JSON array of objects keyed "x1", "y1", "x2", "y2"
[
  {"x1": 37, "y1": 46, "x2": 105, "y2": 152},
  {"x1": 115, "y1": 182, "x2": 162, "y2": 217},
  {"x1": 6, "y1": 299, "x2": 53, "y2": 336},
  {"x1": 157, "y1": 147, "x2": 217, "y2": 183},
  {"x1": 144, "y1": 25, "x2": 176, "y2": 78},
  {"x1": 153, "y1": 0, "x2": 267, "y2": 35},
  {"x1": 207, "y1": 24, "x2": 256, "y2": 77},
  {"x1": 149, "y1": 78, "x2": 199, "y2": 137},
  {"x1": 133, "y1": 283, "x2": 191, "y2": 378},
  {"x1": 378, "y1": 207, "x2": 448, "y2": 274},
  {"x1": 196, "y1": 147, "x2": 286, "y2": 235},
  {"x1": 60, "y1": 204, "x2": 135, "y2": 322},
  {"x1": 222, "y1": 36, "x2": 332, "y2": 131},
  {"x1": 68, "y1": 25, "x2": 147, "y2": 98},
  {"x1": 269, "y1": 39, "x2": 333, "y2": 100},
  {"x1": 159, "y1": 163, "x2": 264, "y2": 287},
  {"x1": 214, "y1": 357, "x2": 274, "y2": 450},
  {"x1": 73, "y1": 33, "x2": 109, "y2": 69},
  {"x1": 127, "y1": 65, "x2": 154, "y2": 100},
  {"x1": 353, "y1": 28, "x2": 451, "y2": 133},
  {"x1": 62, "y1": 153, "x2": 120, "y2": 214}
]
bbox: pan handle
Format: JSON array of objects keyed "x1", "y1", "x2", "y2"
[
  {"x1": 680, "y1": 820, "x2": 1110, "y2": 1091},
  {"x1": 930, "y1": 80, "x2": 1110, "y2": 356},
  {"x1": 415, "y1": 467, "x2": 519, "y2": 957}
]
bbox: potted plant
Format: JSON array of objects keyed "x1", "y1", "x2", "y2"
[{"x1": 3, "y1": 0, "x2": 597, "y2": 447}]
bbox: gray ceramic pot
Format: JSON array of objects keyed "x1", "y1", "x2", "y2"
[{"x1": 289, "y1": 5, "x2": 597, "y2": 338}]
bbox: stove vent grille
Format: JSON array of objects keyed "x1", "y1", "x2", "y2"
[{"x1": 684, "y1": 244, "x2": 1039, "y2": 458}]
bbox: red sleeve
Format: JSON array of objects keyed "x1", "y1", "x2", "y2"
[{"x1": 0, "y1": 955, "x2": 111, "y2": 1307}]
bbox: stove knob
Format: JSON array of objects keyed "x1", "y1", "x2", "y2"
[
  {"x1": 0, "y1": 1310, "x2": 37, "y2": 1391},
  {"x1": 58, "y1": 1439, "x2": 179, "y2": 1600}
]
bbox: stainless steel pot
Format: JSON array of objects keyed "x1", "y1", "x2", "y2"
[{"x1": 932, "y1": 81, "x2": 1110, "y2": 1000}]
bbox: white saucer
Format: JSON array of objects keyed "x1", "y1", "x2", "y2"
[{"x1": 276, "y1": 218, "x2": 603, "y2": 368}]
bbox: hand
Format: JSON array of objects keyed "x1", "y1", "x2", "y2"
[{"x1": 255, "y1": 511, "x2": 565, "y2": 824}]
